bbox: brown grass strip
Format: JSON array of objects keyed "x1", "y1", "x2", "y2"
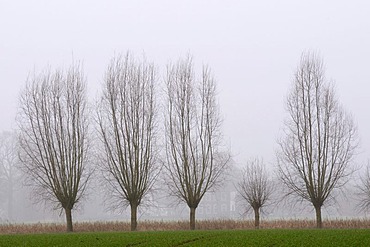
[{"x1": 1, "y1": 219, "x2": 370, "y2": 234}]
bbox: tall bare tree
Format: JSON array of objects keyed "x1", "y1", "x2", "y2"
[
  {"x1": 97, "y1": 53, "x2": 158, "y2": 231},
  {"x1": 164, "y1": 56, "x2": 228, "y2": 230},
  {"x1": 0, "y1": 131, "x2": 20, "y2": 221},
  {"x1": 277, "y1": 52, "x2": 357, "y2": 228},
  {"x1": 18, "y1": 65, "x2": 91, "y2": 232},
  {"x1": 236, "y1": 158, "x2": 274, "y2": 229}
]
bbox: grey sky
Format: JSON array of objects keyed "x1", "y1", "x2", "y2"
[{"x1": 1, "y1": 0, "x2": 369, "y2": 168}]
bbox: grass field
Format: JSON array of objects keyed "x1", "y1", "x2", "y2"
[
  {"x1": 0, "y1": 229, "x2": 369, "y2": 247},
  {"x1": 1, "y1": 219, "x2": 370, "y2": 246}
]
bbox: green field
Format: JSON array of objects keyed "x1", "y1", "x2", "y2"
[{"x1": 0, "y1": 229, "x2": 369, "y2": 247}]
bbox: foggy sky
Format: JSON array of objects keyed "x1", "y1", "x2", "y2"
[{"x1": 1, "y1": 0, "x2": 370, "y2": 171}]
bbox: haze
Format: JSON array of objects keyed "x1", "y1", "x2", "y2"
[{"x1": 0, "y1": 0, "x2": 369, "y2": 222}]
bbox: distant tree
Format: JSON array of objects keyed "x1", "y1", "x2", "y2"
[
  {"x1": 164, "y1": 56, "x2": 229, "y2": 230},
  {"x1": 0, "y1": 131, "x2": 20, "y2": 221},
  {"x1": 97, "y1": 53, "x2": 159, "y2": 231},
  {"x1": 277, "y1": 51, "x2": 357, "y2": 228},
  {"x1": 236, "y1": 158, "x2": 274, "y2": 229},
  {"x1": 356, "y1": 165, "x2": 370, "y2": 212},
  {"x1": 18, "y1": 64, "x2": 91, "y2": 232}
]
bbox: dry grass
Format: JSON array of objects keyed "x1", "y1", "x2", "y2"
[{"x1": 1, "y1": 219, "x2": 370, "y2": 234}]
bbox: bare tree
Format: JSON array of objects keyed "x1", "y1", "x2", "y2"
[
  {"x1": 164, "y1": 56, "x2": 228, "y2": 230},
  {"x1": 0, "y1": 131, "x2": 20, "y2": 221},
  {"x1": 277, "y1": 52, "x2": 357, "y2": 228},
  {"x1": 236, "y1": 158, "x2": 274, "y2": 229},
  {"x1": 356, "y1": 165, "x2": 370, "y2": 212},
  {"x1": 97, "y1": 53, "x2": 158, "y2": 231},
  {"x1": 18, "y1": 64, "x2": 91, "y2": 232}
]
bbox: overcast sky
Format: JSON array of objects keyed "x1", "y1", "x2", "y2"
[{"x1": 1, "y1": 0, "x2": 370, "y2": 169}]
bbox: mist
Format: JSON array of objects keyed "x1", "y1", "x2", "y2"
[{"x1": 0, "y1": 1, "x2": 369, "y2": 225}]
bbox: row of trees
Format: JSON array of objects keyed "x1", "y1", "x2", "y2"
[
  {"x1": 17, "y1": 54, "x2": 229, "y2": 232},
  {"x1": 11, "y1": 51, "x2": 365, "y2": 232},
  {"x1": 237, "y1": 52, "x2": 358, "y2": 229}
]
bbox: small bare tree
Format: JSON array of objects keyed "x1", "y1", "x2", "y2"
[
  {"x1": 0, "y1": 131, "x2": 20, "y2": 221},
  {"x1": 97, "y1": 53, "x2": 158, "y2": 231},
  {"x1": 18, "y1": 64, "x2": 91, "y2": 232},
  {"x1": 164, "y1": 56, "x2": 228, "y2": 230},
  {"x1": 277, "y1": 51, "x2": 357, "y2": 228},
  {"x1": 356, "y1": 165, "x2": 370, "y2": 212},
  {"x1": 236, "y1": 158, "x2": 274, "y2": 229}
]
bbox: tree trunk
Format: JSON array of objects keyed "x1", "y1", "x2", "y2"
[
  {"x1": 315, "y1": 205, "x2": 322, "y2": 228},
  {"x1": 190, "y1": 207, "x2": 196, "y2": 230},
  {"x1": 131, "y1": 203, "x2": 138, "y2": 231},
  {"x1": 65, "y1": 207, "x2": 73, "y2": 232},
  {"x1": 254, "y1": 207, "x2": 260, "y2": 229}
]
